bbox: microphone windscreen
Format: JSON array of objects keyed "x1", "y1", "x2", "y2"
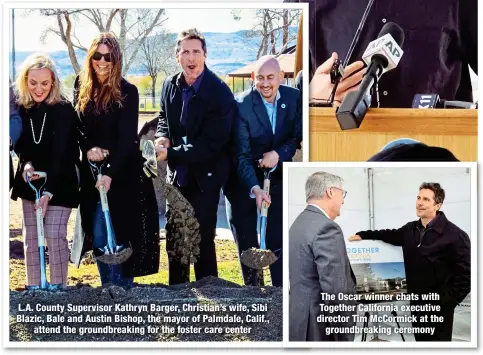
[{"x1": 377, "y1": 22, "x2": 405, "y2": 47}]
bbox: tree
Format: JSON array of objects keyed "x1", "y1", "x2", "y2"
[
  {"x1": 138, "y1": 30, "x2": 177, "y2": 107},
  {"x1": 232, "y1": 9, "x2": 301, "y2": 59},
  {"x1": 63, "y1": 73, "x2": 77, "y2": 91},
  {"x1": 37, "y1": 9, "x2": 167, "y2": 75}
]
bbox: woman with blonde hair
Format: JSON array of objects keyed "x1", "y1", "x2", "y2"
[
  {"x1": 71, "y1": 32, "x2": 159, "y2": 287},
  {"x1": 11, "y1": 53, "x2": 80, "y2": 290}
]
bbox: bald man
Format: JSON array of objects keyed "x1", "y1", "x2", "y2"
[{"x1": 224, "y1": 55, "x2": 302, "y2": 287}]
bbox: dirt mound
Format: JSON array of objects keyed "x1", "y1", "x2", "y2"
[{"x1": 9, "y1": 277, "x2": 282, "y2": 342}]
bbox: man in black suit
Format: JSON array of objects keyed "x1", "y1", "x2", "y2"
[
  {"x1": 155, "y1": 28, "x2": 237, "y2": 285},
  {"x1": 225, "y1": 56, "x2": 302, "y2": 287}
]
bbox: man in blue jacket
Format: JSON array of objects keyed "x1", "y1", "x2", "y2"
[{"x1": 225, "y1": 56, "x2": 302, "y2": 287}]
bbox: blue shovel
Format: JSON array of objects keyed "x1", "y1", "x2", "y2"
[
  {"x1": 26, "y1": 171, "x2": 49, "y2": 290},
  {"x1": 88, "y1": 159, "x2": 132, "y2": 265},
  {"x1": 240, "y1": 166, "x2": 279, "y2": 270}
]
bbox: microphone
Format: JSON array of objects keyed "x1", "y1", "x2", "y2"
[
  {"x1": 441, "y1": 100, "x2": 478, "y2": 109},
  {"x1": 335, "y1": 22, "x2": 405, "y2": 130},
  {"x1": 412, "y1": 94, "x2": 477, "y2": 109}
]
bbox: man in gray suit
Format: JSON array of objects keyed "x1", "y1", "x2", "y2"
[{"x1": 289, "y1": 171, "x2": 357, "y2": 341}]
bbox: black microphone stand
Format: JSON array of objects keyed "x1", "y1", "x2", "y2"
[{"x1": 327, "y1": 0, "x2": 375, "y2": 105}]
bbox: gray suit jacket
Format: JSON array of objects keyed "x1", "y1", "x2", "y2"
[{"x1": 289, "y1": 205, "x2": 357, "y2": 341}]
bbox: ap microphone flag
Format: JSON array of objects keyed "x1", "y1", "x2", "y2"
[
  {"x1": 362, "y1": 25, "x2": 404, "y2": 75},
  {"x1": 335, "y1": 22, "x2": 405, "y2": 130}
]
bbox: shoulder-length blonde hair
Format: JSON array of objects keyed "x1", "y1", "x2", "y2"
[
  {"x1": 15, "y1": 53, "x2": 63, "y2": 109},
  {"x1": 75, "y1": 32, "x2": 123, "y2": 114}
]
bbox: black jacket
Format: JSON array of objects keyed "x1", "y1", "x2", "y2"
[
  {"x1": 231, "y1": 85, "x2": 302, "y2": 194},
  {"x1": 11, "y1": 100, "x2": 80, "y2": 208},
  {"x1": 286, "y1": 0, "x2": 477, "y2": 107},
  {"x1": 155, "y1": 66, "x2": 237, "y2": 191},
  {"x1": 72, "y1": 77, "x2": 159, "y2": 278},
  {"x1": 357, "y1": 211, "x2": 470, "y2": 309}
]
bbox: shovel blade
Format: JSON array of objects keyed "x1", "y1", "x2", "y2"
[
  {"x1": 95, "y1": 246, "x2": 133, "y2": 265},
  {"x1": 240, "y1": 248, "x2": 278, "y2": 270}
]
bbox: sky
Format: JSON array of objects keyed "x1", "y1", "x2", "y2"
[
  {"x1": 370, "y1": 262, "x2": 406, "y2": 280},
  {"x1": 9, "y1": 8, "x2": 261, "y2": 52}
]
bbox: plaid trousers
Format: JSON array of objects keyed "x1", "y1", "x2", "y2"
[{"x1": 22, "y1": 200, "x2": 71, "y2": 286}]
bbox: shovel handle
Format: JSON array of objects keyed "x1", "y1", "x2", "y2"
[
  {"x1": 27, "y1": 171, "x2": 47, "y2": 179},
  {"x1": 34, "y1": 197, "x2": 49, "y2": 289},
  {"x1": 97, "y1": 174, "x2": 110, "y2": 213},
  {"x1": 261, "y1": 177, "x2": 271, "y2": 216},
  {"x1": 35, "y1": 199, "x2": 45, "y2": 247},
  {"x1": 96, "y1": 173, "x2": 119, "y2": 254}
]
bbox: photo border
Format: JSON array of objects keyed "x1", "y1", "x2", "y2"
[
  {"x1": 2, "y1": 1, "x2": 309, "y2": 349},
  {"x1": 282, "y1": 161, "x2": 477, "y2": 348}
]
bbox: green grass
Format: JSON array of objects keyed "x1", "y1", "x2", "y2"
[
  {"x1": 10, "y1": 239, "x2": 273, "y2": 290},
  {"x1": 139, "y1": 99, "x2": 161, "y2": 112}
]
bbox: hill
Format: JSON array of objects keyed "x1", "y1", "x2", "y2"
[{"x1": 10, "y1": 28, "x2": 297, "y2": 79}]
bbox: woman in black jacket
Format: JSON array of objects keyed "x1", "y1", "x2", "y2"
[
  {"x1": 72, "y1": 32, "x2": 160, "y2": 286},
  {"x1": 11, "y1": 53, "x2": 80, "y2": 290}
]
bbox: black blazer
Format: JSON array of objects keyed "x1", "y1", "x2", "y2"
[
  {"x1": 11, "y1": 100, "x2": 80, "y2": 208},
  {"x1": 155, "y1": 66, "x2": 237, "y2": 191},
  {"x1": 233, "y1": 85, "x2": 302, "y2": 194}
]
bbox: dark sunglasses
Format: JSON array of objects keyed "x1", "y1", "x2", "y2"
[{"x1": 92, "y1": 52, "x2": 112, "y2": 62}]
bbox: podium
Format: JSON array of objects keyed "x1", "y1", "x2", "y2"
[{"x1": 309, "y1": 108, "x2": 478, "y2": 161}]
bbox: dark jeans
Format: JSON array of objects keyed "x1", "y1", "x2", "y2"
[
  {"x1": 167, "y1": 180, "x2": 220, "y2": 285},
  {"x1": 411, "y1": 302, "x2": 455, "y2": 341},
  {"x1": 93, "y1": 202, "x2": 133, "y2": 287},
  {"x1": 225, "y1": 178, "x2": 283, "y2": 287}
]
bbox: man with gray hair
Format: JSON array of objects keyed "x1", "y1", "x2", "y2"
[{"x1": 289, "y1": 171, "x2": 356, "y2": 341}]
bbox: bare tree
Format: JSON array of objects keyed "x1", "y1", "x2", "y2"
[
  {"x1": 138, "y1": 30, "x2": 177, "y2": 106},
  {"x1": 37, "y1": 8, "x2": 166, "y2": 75},
  {"x1": 233, "y1": 9, "x2": 301, "y2": 59},
  {"x1": 119, "y1": 9, "x2": 166, "y2": 75}
]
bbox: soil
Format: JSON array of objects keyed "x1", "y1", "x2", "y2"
[
  {"x1": 240, "y1": 249, "x2": 278, "y2": 270},
  {"x1": 140, "y1": 128, "x2": 200, "y2": 265},
  {"x1": 8, "y1": 132, "x2": 286, "y2": 343},
  {"x1": 9, "y1": 276, "x2": 282, "y2": 342}
]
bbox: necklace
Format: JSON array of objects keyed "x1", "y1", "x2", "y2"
[{"x1": 30, "y1": 112, "x2": 47, "y2": 144}]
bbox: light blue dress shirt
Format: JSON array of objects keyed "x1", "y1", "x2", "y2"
[
  {"x1": 261, "y1": 90, "x2": 281, "y2": 134},
  {"x1": 249, "y1": 90, "x2": 281, "y2": 197}
]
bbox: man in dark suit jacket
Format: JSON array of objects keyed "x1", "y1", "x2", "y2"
[
  {"x1": 155, "y1": 28, "x2": 237, "y2": 285},
  {"x1": 289, "y1": 171, "x2": 356, "y2": 341},
  {"x1": 349, "y1": 182, "x2": 470, "y2": 341},
  {"x1": 225, "y1": 56, "x2": 302, "y2": 287}
]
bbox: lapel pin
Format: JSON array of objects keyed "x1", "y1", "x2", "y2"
[{"x1": 281, "y1": 103, "x2": 286, "y2": 109}]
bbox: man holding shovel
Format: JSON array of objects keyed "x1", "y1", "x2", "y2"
[
  {"x1": 154, "y1": 28, "x2": 237, "y2": 285},
  {"x1": 225, "y1": 56, "x2": 302, "y2": 287}
]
